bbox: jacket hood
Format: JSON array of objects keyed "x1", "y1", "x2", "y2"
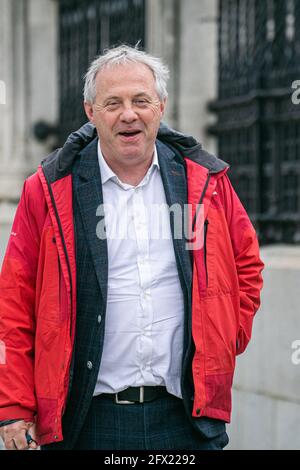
[
  {"x1": 158, "y1": 122, "x2": 228, "y2": 174},
  {"x1": 41, "y1": 122, "x2": 228, "y2": 183}
]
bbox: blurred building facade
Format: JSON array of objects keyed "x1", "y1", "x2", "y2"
[
  {"x1": 0, "y1": 0, "x2": 300, "y2": 450},
  {"x1": 0, "y1": 0, "x2": 58, "y2": 265}
]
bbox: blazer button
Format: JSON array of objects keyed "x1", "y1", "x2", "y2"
[
  {"x1": 97, "y1": 315, "x2": 102, "y2": 324},
  {"x1": 87, "y1": 361, "x2": 93, "y2": 370}
]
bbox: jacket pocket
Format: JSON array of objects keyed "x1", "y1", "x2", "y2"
[
  {"x1": 36, "y1": 228, "x2": 61, "y2": 323},
  {"x1": 204, "y1": 219, "x2": 209, "y2": 287},
  {"x1": 199, "y1": 218, "x2": 215, "y2": 294}
]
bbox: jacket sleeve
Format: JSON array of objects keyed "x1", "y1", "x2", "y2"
[
  {"x1": 218, "y1": 173, "x2": 264, "y2": 355},
  {"x1": 0, "y1": 179, "x2": 41, "y2": 421}
]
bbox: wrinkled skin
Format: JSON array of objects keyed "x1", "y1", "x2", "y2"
[{"x1": 0, "y1": 420, "x2": 38, "y2": 451}]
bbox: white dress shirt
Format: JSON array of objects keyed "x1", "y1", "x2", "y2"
[{"x1": 93, "y1": 141, "x2": 184, "y2": 399}]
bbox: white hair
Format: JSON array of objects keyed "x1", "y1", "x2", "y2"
[{"x1": 83, "y1": 44, "x2": 169, "y2": 103}]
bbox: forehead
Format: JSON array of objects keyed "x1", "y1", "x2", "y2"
[{"x1": 94, "y1": 62, "x2": 157, "y2": 97}]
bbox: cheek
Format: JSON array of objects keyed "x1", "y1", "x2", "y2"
[
  {"x1": 97, "y1": 114, "x2": 117, "y2": 132},
  {"x1": 143, "y1": 106, "x2": 162, "y2": 124}
]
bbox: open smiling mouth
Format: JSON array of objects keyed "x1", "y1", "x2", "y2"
[{"x1": 118, "y1": 130, "x2": 142, "y2": 139}]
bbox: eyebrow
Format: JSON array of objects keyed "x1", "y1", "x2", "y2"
[{"x1": 133, "y1": 93, "x2": 152, "y2": 100}]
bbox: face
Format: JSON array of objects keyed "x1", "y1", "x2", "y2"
[{"x1": 84, "y1": 62, "x2": 166, "y2": 167}]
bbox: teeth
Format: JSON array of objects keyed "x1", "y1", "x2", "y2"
[{"x1": 120, "y1": 131, "x2": 139, "y2": 135}]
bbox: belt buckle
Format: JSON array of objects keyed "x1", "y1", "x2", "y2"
[{"x1": 115, "y1": 386, "x2": 144, "y2": 405}]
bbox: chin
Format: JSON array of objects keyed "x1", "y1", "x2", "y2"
[
  {"x1": 121, "y1": 152, "x2": 141, "y2": 160},
  {"x1": 119, "y1": 147, "x2": 143, "y2": 159}
]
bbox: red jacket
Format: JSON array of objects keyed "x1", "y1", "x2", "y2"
[{"x1": 0, "y1": 124, "x2": 264, "y2": 445}]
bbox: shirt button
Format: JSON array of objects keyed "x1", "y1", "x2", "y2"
[
  {"x1": 87, "y1": 361, "x2": 93, "y2": 370},
  {"x1": 97, "y1": 315, "x2": 102, "y2": 324}
]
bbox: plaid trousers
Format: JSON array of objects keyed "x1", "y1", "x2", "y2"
[{"x1": 42, "y1": 393, "x2": 228, "y2": 450}]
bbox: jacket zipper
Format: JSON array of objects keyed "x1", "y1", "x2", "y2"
[
  {"x1": 181, "y1": 172, "x2": 212, "y2": 415},
  {"x1": 191, "y1": 172, "x2": 211, "y2": 234},
  {"x1": 45, "y1": 177, "x2": 73, "y2": 338},
  {"x1": 44, "y1": 173, "x2": 74, "y2": 413},
  {"x1": 190, "y1": 171, "x2": 211, "y2": 290},
  {"x1": 204, "y1": 219, "x2": 209, "y2": 287}
]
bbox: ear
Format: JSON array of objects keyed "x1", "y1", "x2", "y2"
[
  {"x1": 160, "y1": 98, "x2": 167, "y2": 118},
  {"x1": 84, "y1": 101, "x2": 95, "y2": 123}
]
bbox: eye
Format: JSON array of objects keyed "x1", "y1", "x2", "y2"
[
  {"x1": 134, "y1": 99, "x2": 149, "y2": 107},
  {"x1": 105, "y1": 102, "x2": 120, "y2": 110}
]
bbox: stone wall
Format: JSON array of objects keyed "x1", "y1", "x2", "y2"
[{"x1": 227, "y1": 246, "x2": 300, "y2": 449}]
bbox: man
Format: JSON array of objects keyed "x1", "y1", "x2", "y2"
[{"x1": 0, "y1": 45, "x2": 264, "y2": 450}]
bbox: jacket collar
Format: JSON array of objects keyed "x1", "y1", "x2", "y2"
[
  {"x1": 41, "y1": 122, "x2": 229, "y2": 184},
  {"x1": 156, "y1": 140, "x2": 192, "y2": 292},
  {"x1": 73, "y1": 138, "x2": 108, "y2": 304}
]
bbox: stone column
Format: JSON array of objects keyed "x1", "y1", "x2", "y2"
[
  {"x1": 146, "y1": 0, "x2": 181, "y2": 129},
  {"x1": 146, "y1": 0, "x2": 218, "y2": 153},
  {"x1": 26, "y1": 0, "x2": 59, "y2": 167},
  {"x1": 0, "y1": 0, "x2": 58, "y2": 266},
  {"x1": 0, "y1": 0, "x2": 29, "y2": 201},
  {"x1": 178, "y1": 0, "x2": 218, "y2": 153}
]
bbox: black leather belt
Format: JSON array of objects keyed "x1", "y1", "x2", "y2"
[{"x1": 101, "y1": 386, "x2": 169, "y2": 404}]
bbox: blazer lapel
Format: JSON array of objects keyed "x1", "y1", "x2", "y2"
[
  {"x1": 73, "y1": 137, "x2": 191, "y2": 304},
  {"x1": 156, "y1": 140, "x2": 192, "y2": 293},
  {"x1": 73, "y1": 138, "x2": 108, "y2": 304}
]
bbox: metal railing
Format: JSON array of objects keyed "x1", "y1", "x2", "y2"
[
  {"x1": 210, "y1": 0, "x2": 300, "y2": 244},
  {"x1": 58, "y1": 0, "x2": 146, "y2": 145}
]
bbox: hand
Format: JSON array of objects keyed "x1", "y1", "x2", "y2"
[{"x1": 0, "y1": 420, "x2": 38, "y2": 450}]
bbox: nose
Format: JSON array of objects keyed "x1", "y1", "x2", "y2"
[{"x1": 120, "y1": 104, "x2": 138, "y2": 123}]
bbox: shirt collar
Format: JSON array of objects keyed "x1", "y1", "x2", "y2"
[{"x1": 97, "y1": 140, "x2": 160, "y2": 187}]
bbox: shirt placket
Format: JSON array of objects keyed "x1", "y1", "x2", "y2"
[{"x1": 132, "y1": 185, "x2": 154, "y2": 380}]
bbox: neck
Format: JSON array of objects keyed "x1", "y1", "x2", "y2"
[{"x1": 101, "y1": 150, "x2": 155, "y2": 186}]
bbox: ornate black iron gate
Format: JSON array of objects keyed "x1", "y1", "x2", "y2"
[
  {"x1": 210, "y1": 0, "x2": 300, "y2": 244},
  {"x1": 58, "y1": 0, "x2": 145, "y2": 144}
]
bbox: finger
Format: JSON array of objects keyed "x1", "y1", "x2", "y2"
[
  {"x1": 28, "y1": 441, "x2": 38, "y2": 450},
  {"x1": 2, "y1": 421, "x2": 32, "y2": 450},
  {"x1": 10, "y1": 433, "x2": 30, "y2": 451},
  {"x1": 27, "y1": 425, "x2": 39, "y2": 448},
  {"x1": 5, "y1": 438, "x2": 18, "y2": 451},
  {"x1": 26, "y1": 433, "x2": 38, "y2": 449},
  {"x1": 12, "y1": 439, "x2": 19, "y2": 450},
  {"x1": 5, "y1": 438, "x2": 21, "y2": 451},
  {"x1": 6, "y1": 436, "x2": 37, "y2": 451}
]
